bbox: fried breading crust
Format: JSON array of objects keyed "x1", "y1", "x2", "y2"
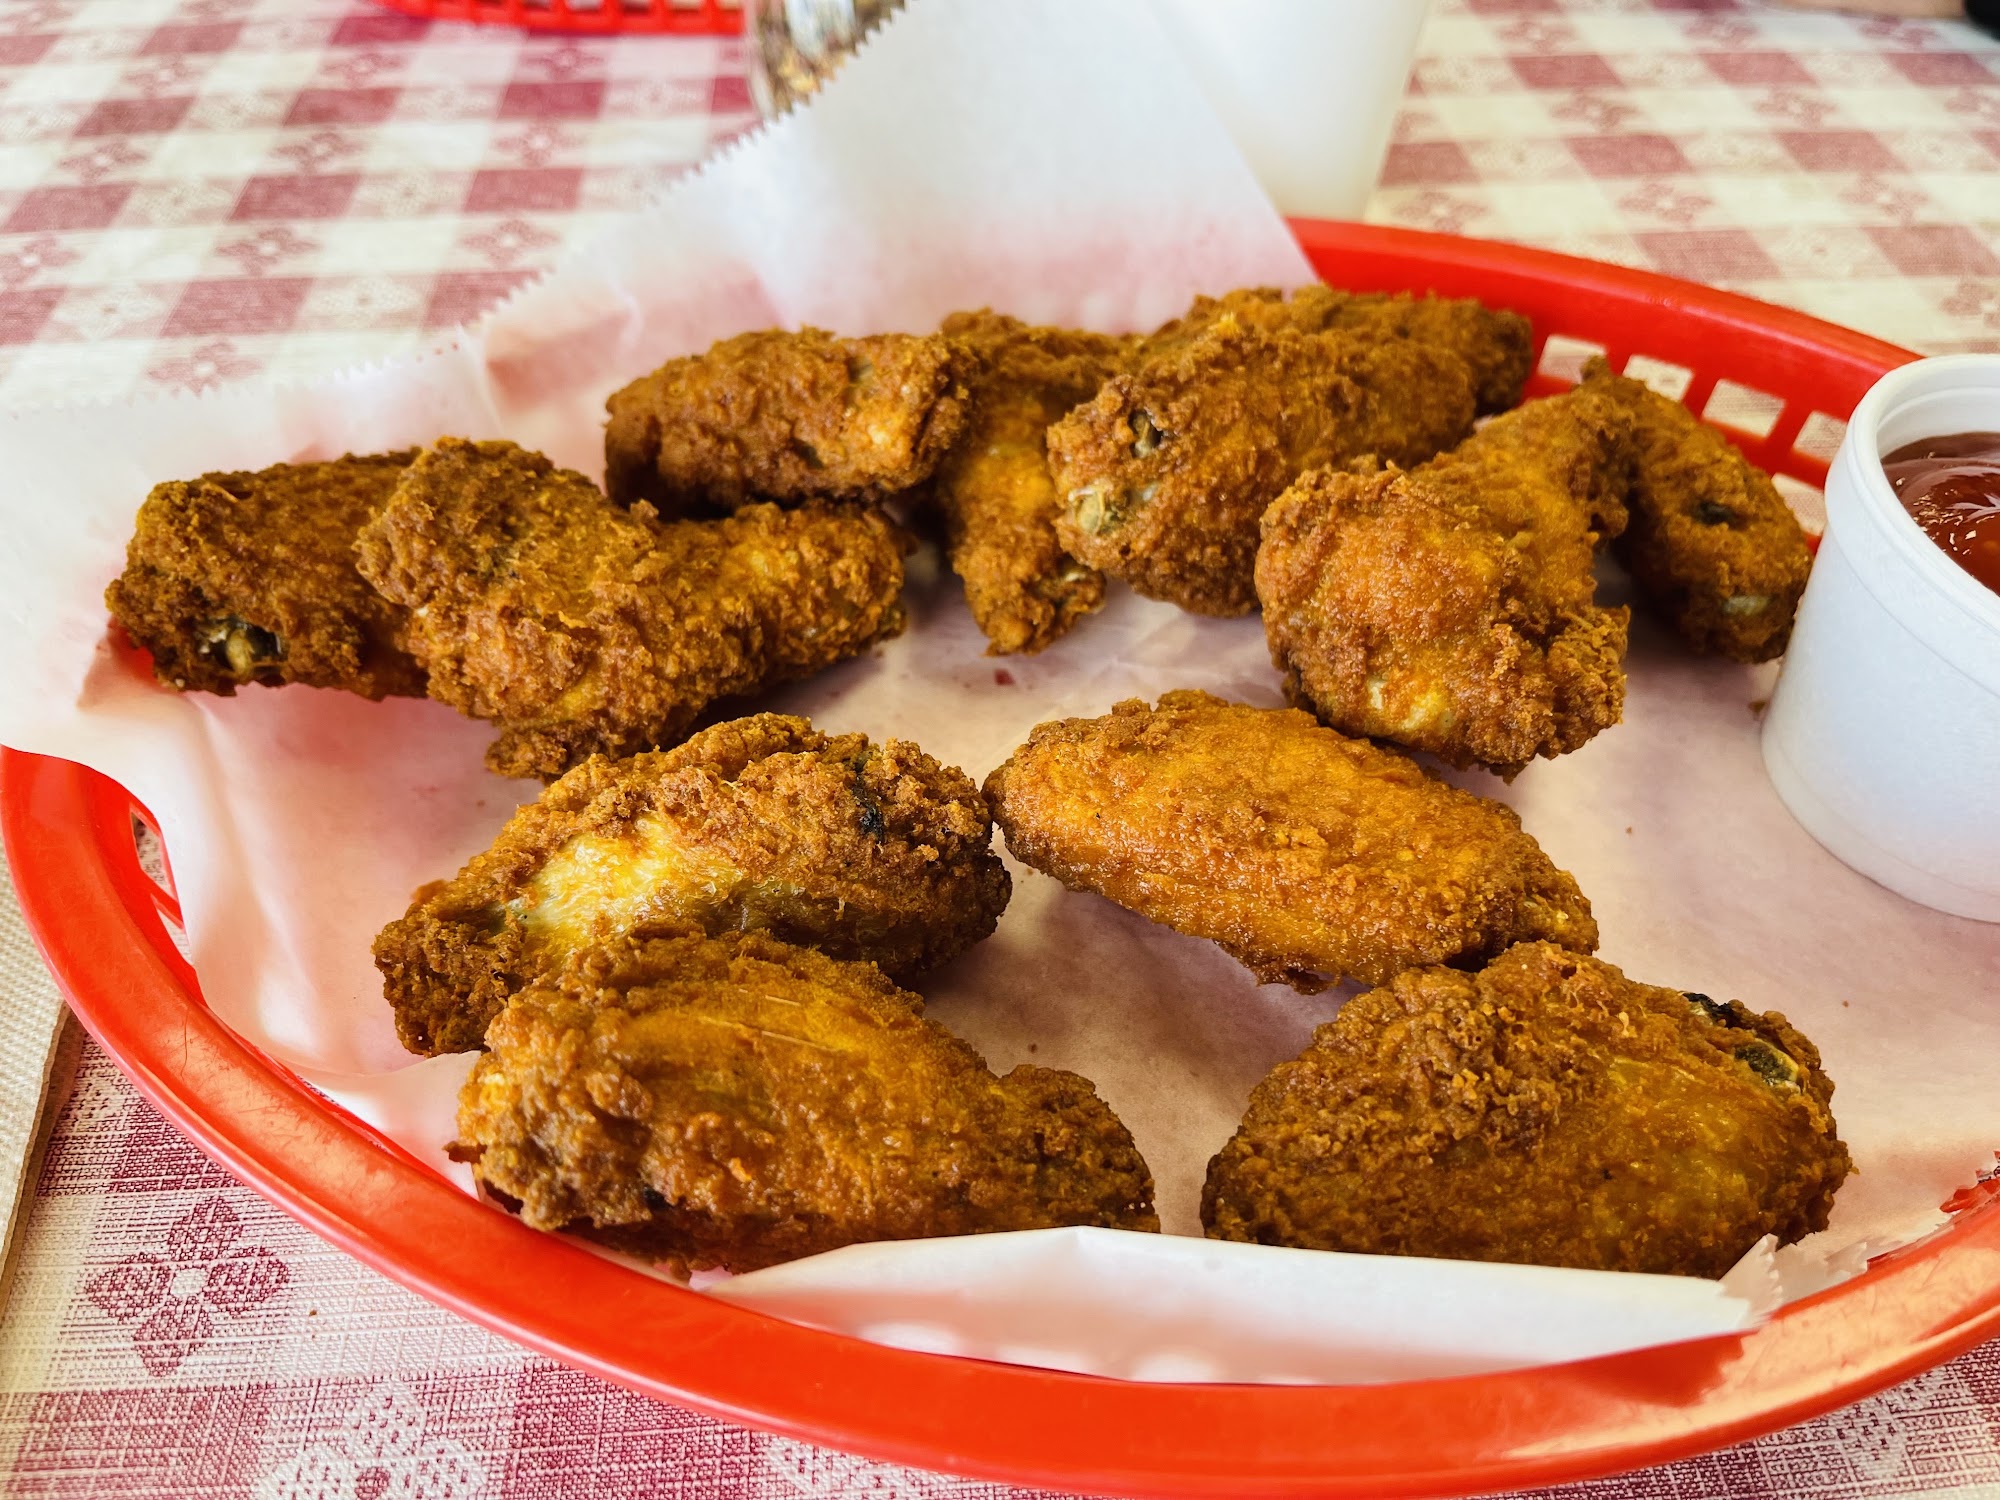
[
  {"x1": 453, "y1": 930, "x2": 1159, "y2": 1271},
  {"x1": 1257, "y1": 385, "x2": 1635, "y2": 776},
  {"x1": 375, "y1": 714, "x2": 1012, "y2": 1055},
  {"x1": 1581, "y1": 359, "x2": 1812, "y2": 662},
  {"x1": 354, "y1": 438, "x2": 907, "y2": 782},
  {"x1": 1202, "y1": 941, "x2": 1851, "y2": 1278},
  {"x1": 983, "y1": 692, "x2": 1596, "y2": 993},
  {"x1": 106, "y1": 452, "x2": 424, "y2": 698},
  {"x1": 1046, "y1": 322, "x2": 1477, "y2": 617},
  {"x1": 604, "y1": 328, "x2": 972, "y2": 513},
  {"x1": 1151, "y1": 284, "x2": 1532, "y2": 415},
  {"x1": 932, "y1": 310, "x2": 1132, "y2": 654}
]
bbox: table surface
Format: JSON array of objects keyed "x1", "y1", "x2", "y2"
[{"x1": 2, "y1": 0, "x2": 1999, "y2": 1496}]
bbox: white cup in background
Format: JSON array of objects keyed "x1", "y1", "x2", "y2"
[
  {"x1": 1147, "y1": 0, "x2": 1434, "y2": 221},
  {"x1": 1762, "y1": 355, "x2": 2000, "y2": 922}
]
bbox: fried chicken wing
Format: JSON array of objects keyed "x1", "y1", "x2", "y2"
[
  {"x1": 453, "y1": 930, "x2": 1159, "y2": 1271},
  {"x1": 1257, "y1": 384, "x2": 1635, "y2": 776},
  {"x1": 1581, "y1": 358, "x2": 1812, "y2": 662},
  {"x1": 106, "y1": 452, "x2": 424, "y2": 698},
  {"x1": 1151, "y1": 284, "x2": 1532, "y2": 415},
  {"x1": 353, "y1": 438, "x2": 906, "y2": 782},
  {"x1": 375, "y1": 713, "x2": 1011, "y2": 1055},
  {"x1": 1046, "y1": 321, "x2": 1478, "y2": 617},
  {"x1": 932, "y1": 310, "x2": 1132, "y2": 654},
  {"x1": 603, "y1": 328, "x2": 972, "y2": 513},
  {"x1": 1202, "y1": 941, "x2": 1851, "y2": 1278},
  {"x1": 983, "y1": 692, "x2": 1596, "y2": 993}
]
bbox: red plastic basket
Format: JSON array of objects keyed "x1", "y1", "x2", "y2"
[
  {"x1": 367, "y1": 0, "x2": 740, "y2": 36},
  {"x1": 7, "y1": 222, "x2": 1973, "y2": 1500}
]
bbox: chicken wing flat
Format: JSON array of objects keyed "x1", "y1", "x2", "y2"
[
  {"x1": 603, "y1": 328, "x2": 972, "y2": 513},
  {"x1": 376, "y1": 713, "x2": 1011, "y2": 1055},
  {"x1": 1202, "y1": 941, "x2": 1851, "y2": 1278},
  {"x1": 354, "y1": 438, "x2": 907, "y2": 782},
  {"x1": 932, "y1": 310, "x2": 1131, "y2": 654},
  {"x1": 1150, "y1": 284, "x2": 1532, "y2": 415},
  {"x1": 1257, "y1": 384, "x2": 1635, "y2": 776},
  {"x1": 983, "y1": 692, "x2": 1597, "y2": 993},
  {"x1": 1581, "y1": 359, "x2": 1812, "y2": 662},
  {"x1": 453, "y1": 930, "x2": 1159, "y2": 1271},
  {"x1": 1046, "y1": 320, "x2": 1477, "y2": 616},
  {"x1": 106, "y1": 452, "x2": 424, "y2": 699}
]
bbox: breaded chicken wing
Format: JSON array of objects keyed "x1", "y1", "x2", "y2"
[
  {"x1": 1151, "y1": 284, "x2": 1532, "y2": 415},
  {"x1": 375, "y1": 714, "x2": 1011, "y2": 1055},
  {"x1": 106, "y1": 452, "x2": 423, "y2": 699},
  {"x1": 603, "y1": 328, "x2": 971, "y2": 513},
  {"x1": 1047, "y1": 320, "x2": 1477, "y2": 616},
  {"x1": 354, "y1": 438, "x2": 906, "y2": 782},
  {"x1": 1582, "y1": 359, "x2": 1812, "y2": 662},
  {"x1": 1202, "y1": 941, "x2": 1851, "y2": 1278},
  {"x1": 453, "y1": 930, "x2": 1159, "y2": 1271},
  {"x1": 1257, "y1": 384, "x2": 1635, "y2": 776},
  {"x1": 983, "y1": 692, "x2": 1596, "y2": 993},
  {"x1": 932, "y1": 310, "x2": 1131, "y2": 654}
]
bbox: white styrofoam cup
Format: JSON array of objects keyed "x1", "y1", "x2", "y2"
[
  {"x1": 1147, "y1": 0, "x2": 1433, "y2": 221},
  {"x1": 1762, "y1": 355, "x2": 2000, "y2": 921}
]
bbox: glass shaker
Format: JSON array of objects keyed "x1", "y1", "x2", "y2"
[{"x1": 743, "y1": 0, "x2": 904, "y2": 118}]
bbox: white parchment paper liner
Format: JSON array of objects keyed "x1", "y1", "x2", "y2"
[{"x1": 0, "y1": 0, "x2": 1994, "y2": 1385}]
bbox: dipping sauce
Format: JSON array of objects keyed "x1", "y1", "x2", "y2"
[{"x1": 1881, "y1": 431, "x2": 2000, "y2": 597}]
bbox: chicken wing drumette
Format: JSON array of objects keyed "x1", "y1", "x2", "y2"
[
  {"x1": 453, "y1": 930, "x2": 1159, "y2": 1271},
  {"x1": 1046, "y1": 319, "x2": 1477, "y2": 616},
  {"x1": 1150, "y1": 284, "x2": 1532, "y2": 415},
  {"x1": 354, "y1": 438, "x2": 907, "y2": 782},
  {"x1": 1257, "y1": 383, "x2": 1635, "y2": 776},
  {"x1": 984, "y1": 692, "x2": 1597, "y2": 993},
  {"x1": 932, "y1": 310, "x2": 1131, "y2": 654},
  {"x1": 376, "y1": 714, "x2": 1011, "y2": 1055},
  {"x1": 603, "y1": 328, "x2": 972, "y2": 514},
  {"x1": 1203, "y1": 941, "x2": 1851, "y2": 1278},
  {"x1": 1581, "y1": 358, "x2": 1812, "y2": 662},
  {"x1": 106, "y1": 452, "x2": 424, "y2": 698}
]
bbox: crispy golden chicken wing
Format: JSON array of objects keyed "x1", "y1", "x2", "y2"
[
  {"x1": 375, "y1": 714, "x2": 1012, "y2": 1055},
  {"x1": 453, "y1": 930, "x2": 1159, "y2": 1271},
  {"x1": 932, "y1": 310, "x2": 1132, "y2": 654},
  {"x1": 1046, "y1": 320, "x2": 1477, "y2": 617},
  {"x1": 106, "y1": 452, "x2": 424, "y2": 698},
  {"x1": 1151, "y1": 284, "x2": 1532, "y2": 415},
  {"x1": 1202, "y1": 941, "x2": 1851, "y2": 1278},
  {"x1": 1257, "y1": 384, "x2": 1635, "y2": 776},
  {"x1": 983, "y1": 692, "x2": 1596, "y2": 993},
  {"x1": 603, "y1": 328, "x2": 972, "y2": 514},
  {"x1": 1581, "y1": 359, "x2": 1812, "y2": 662},
  {"x1": 353, "y1": 438, "x2": 907, "y2": 782}
]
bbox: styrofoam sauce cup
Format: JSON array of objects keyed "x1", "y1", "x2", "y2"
[
  {"x1": 1146, "y1": 0, "x2": 1433, "y2": 220},
  {"x1": 1762, "y1": 355, "x2": 2000, "y2": 922}
]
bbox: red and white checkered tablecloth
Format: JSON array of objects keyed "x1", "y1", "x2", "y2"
[
  {"x1": 1, "y1": 0, "x2": 1998, "y2": 1496},
  {"x1": 0, "y1": 0, "x2": 752, "y2": 403}
]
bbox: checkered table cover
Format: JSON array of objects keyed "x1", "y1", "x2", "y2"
[{"x1": 1, "y1": 0, "x2": 1997, "y2": 1495}]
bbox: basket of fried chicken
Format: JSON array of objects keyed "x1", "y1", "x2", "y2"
[{"x1": 103, "y1": 283, "x2": 1845, "y2": 1285}]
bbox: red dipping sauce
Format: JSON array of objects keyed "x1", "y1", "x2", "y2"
[{"x1": 1881, "y1": 431, "x2": 2000, "y2": 597}]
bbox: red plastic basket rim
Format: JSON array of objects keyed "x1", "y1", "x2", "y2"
[
  {"x1": 364, "y1": 0, "x2": 743, "y2": 36},
  {"x1": 6, "y1": 221, "x2": 1980, "y2": 1500}
]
